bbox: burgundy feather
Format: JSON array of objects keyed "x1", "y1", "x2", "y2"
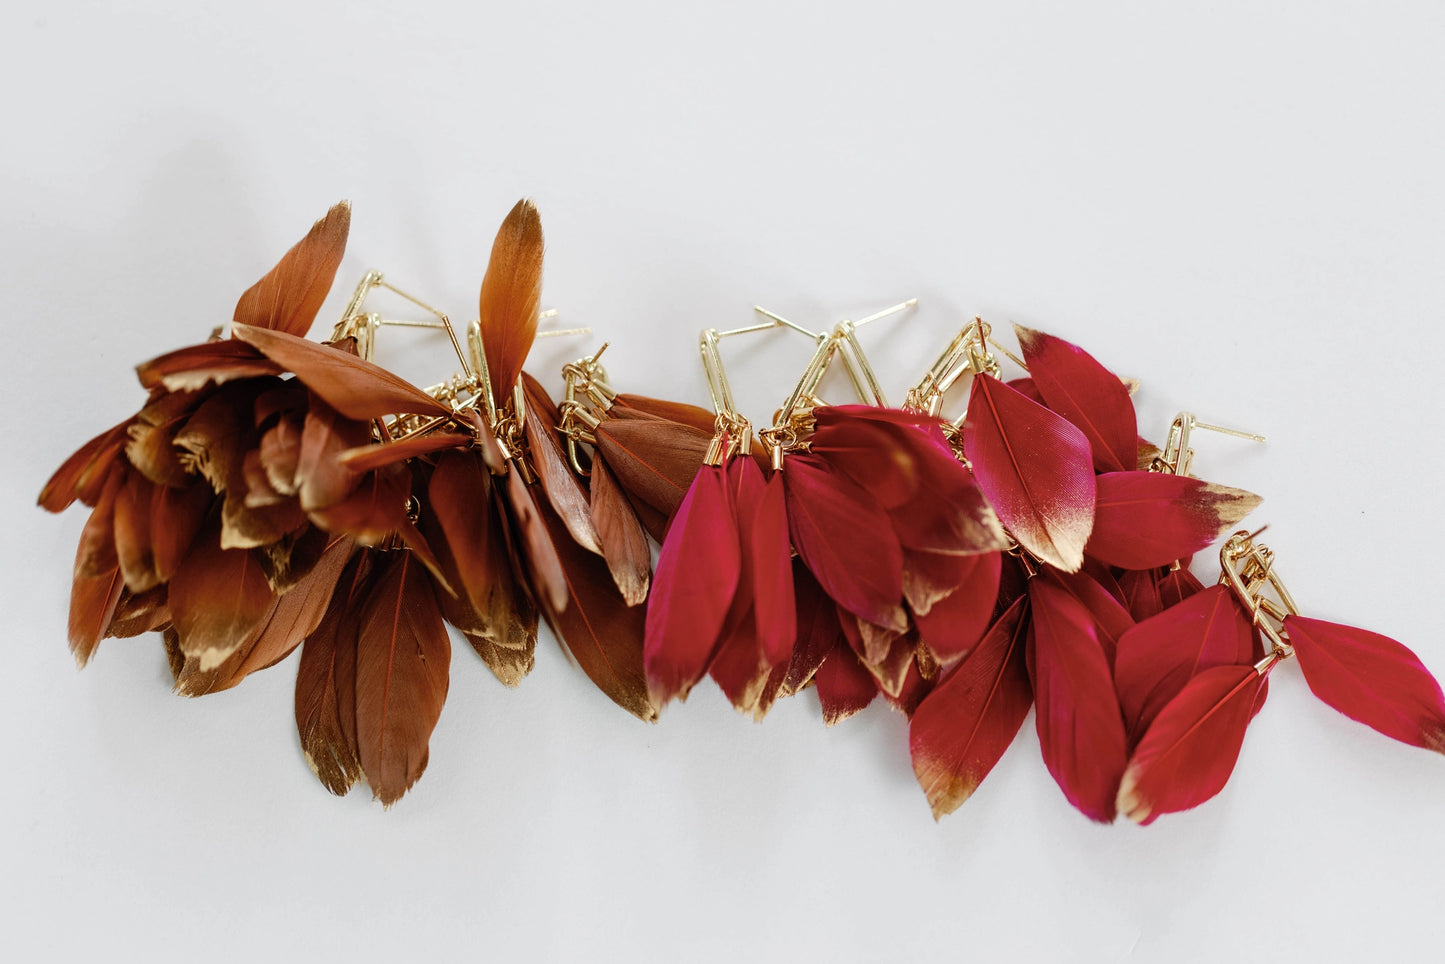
[
  {"x1": 783, "y1": 454, "x2": 906, "y2": 631},
  {"x1": 1118, "y1": 664, "x2": 1267, "y2": 824},
  {"x1": 910, "y1": 596, "x2": 1033, "y2": 818},
  {"x1": 962, "y1": 374, "x2": 1095, "y2": 572},
  {"x1": 1285, "y1": 615, "x2": 1445, "y2": 752},
  {"x1": 1114, "y1": 585, "x2": 1255, "y2": 746},
  {"x1": 814, "y1": 639, "x2": 879, "y2": 725},
  {"x1": 912, "y1": 551, "x2": 1002, "y2": 663},
  {"x1": 643, "y1": 463, "x2": 741, "y2": 703},
  {"x1": 1028, "y1": 576, "x2": 1128, "y2": 822},
  {"x1": 1014, "y1": 324, "x2": 1137, "y2": 474},
  {"x1": 1087, "y1": 471, "x2": 1261, "y2": 570}
]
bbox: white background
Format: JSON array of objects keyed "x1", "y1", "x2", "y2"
[{"x1": 4, "y1": 2, "x2": 1444, "y2": 961}]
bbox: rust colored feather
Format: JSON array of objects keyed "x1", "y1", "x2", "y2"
[
  {"x1": 1027, "y1": 576, "x2": 1128, "y2": 822},
  {"x1": 1014, "y1": 324, "x2": 1138, "y2": 474},
  {"x1": 1118, "y1": 664, "x2": 1267, "y2": 824},
  {"x1": 136, "y1": 339, "x2": 283, "y2": 394},
  {"x1": 536, "y1": 497, "x2": 658, "y2": 720},
  {"x1": 294, "y1": 397, "x2": 369, "y2": 512},
  {"x1": 295, "y1": 551, "x2": 371, "y2": 795},
  {"x1": 177, "y1": 536, "x2": 354, "y2": 696},
  {"x1": 962, "y1": 374, "x2": 1096, "y2": 572},
  {"x1": 354, "y1": 551, "x2": 451, "y2": 807},
  {"x1": 338, "y1": 432, "x2": 471, "y2": 473},
  {"x1": 168, "y1": 517, "x2": 278, "y2": 669},
  {"x1": 589, "y1": 455, "x2": 651, "y2": 606},
  {"x1": 1087, "y1": 471, "x2": 1261, "y2": 570},
  {"x1": 150, "y1": 481, "x2": 210, "y2": 582},
  {"x1": 426, "y1": 452, "x2": 511, "y2": 627},
  {"x1": 521, "y1": 373, "x2": 602, "y2": 554},
  {"x1": 73, "y1": 470, "x2": 121, "y2": 580},
  {"x1": 910, "y1": 595, "x2": 1033, "y2": 818},
  {"x1": 644, "y1": 463, "x2": 741, "y2": 703},
  {"x1": 232, "y1": 323, "x2": 453, "y2": 420},
  {"x1": 613, "y1": 393, "x2": 720, "y2": 434},
  {"x1": 69, "y1": 562, "x2": 124, "y2": 666},
  {"x1": 107, "y1": 586, "x2": 170, "y2": 639},
  {"x1": 307, "y1": 465, "x2": 410, "y2": 546},
  {"x1": 40, "y1": 422, "x2": 129, "y2": 512},
  {"x1": 258, "y1": 416, "x2": 304, "y2": 495},
  {"x1": 594, "y1": 417, "x2": 710, "y2": 519},
  {"x1": 112, "y1": 473, "x2": 159, "y2": 592},
  {"x1": 477, "y1": 199, "x2": 544, "y2": 404},
  {"x1": 506, "y1": 468, "x2": 569, "y2": 612},
  {"x1": 465, "y1": 632, "x2": 536, "y2": 688},
  {"x1": 232, "y1": 201, "x2": 351, "y2": 338},
  {"x1": 1284, "y1": 615, "x2": 1445, "y2": 752},
  {"x1": 1114, "y1": 585, "x2": 1255, "y2": 746}
]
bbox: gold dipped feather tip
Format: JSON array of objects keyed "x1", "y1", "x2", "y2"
[{"x1": 477, "y1": 199, "x2": 545, "y2": 406}]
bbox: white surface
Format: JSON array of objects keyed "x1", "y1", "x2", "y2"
[{"x1": 4, "y1": 2, "x2": 1445, "y2": 961}]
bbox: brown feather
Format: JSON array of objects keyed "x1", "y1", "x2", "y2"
[
  {"x1": 136, "y1": 339, "x2": 283, "y2": 394},
  {"x1": 150, "y1": 481, "x2": 211, "y2": 582},
  {"x1": 307, "y1": 465, "x2": 410, "y2": 546},
  {"x1": 178, "y1": 536, "x2": 355, "y2": 695},
  {"x1": 536, "y1": 497, "x2": 659, "y2": 721},
  {"x1": 258, "y1": 416, "x2": 304, "y2": 496},
  {"x1": 40, "y1": 423, "x2": 129, "y2": 512},
  {"x1": 68, "y1": 563, "x2": 124, "y2": 666},
  {"x1": 256, "y1": 523, "x2": 329, "y2": 593},
  {"x1": 294, "y1": 397, "x2": 369, "y2": 511},
  {"x1": 594, "y1": 418, "x2": 710, "y2": 518},
  {"x1": 168, "y1": 516, "x2": 278, "y2": 669},
  {"x1": 172, "y1": 379, "x2": 274, "y2": 496},
  {"x1": 295, "y1": 551, "x2": 371, "y2": 795},
  {"x1": 354, "y1": 551, "x2": 451, "y2": 807},
  {"x1": 338, "y1": 432, "x2": 471, "y2": 473},
  {"x1": 233, "y1": 201, "x2": 351, "y2": 338},
  {"x1": 231, "y1": 323, "x2": 454, "y2": 421},
  {"x1": 107, "y1": 585, "x2": 170, "y2": 639},
  {"x1": 613, "y1": 393, "x2": 719, "y2": 435},
  {"x1": 112, "y1": 473, "x2": 159, "y2": 592},
  {"x1": 506, "y1": 469, "x2": 568, "y2": 613},
  {"x1": 124, "y1": 390, "x2": 203, "y2": 487},
  {"x1": 521, "y1": 373, "x2": 601, "y2": 554},
  {"x1": 74, "y1": 470, "x2": 122, "y2": 580},
  {"x1": 477, "y1": 199, "x2": 544, "y2": 404},
  {"x1": 589, "y1": 456, "x2": 651, "y2": 606},
  {"x1": 465, "y1": 632, "x2": 536, "y2": 688}
]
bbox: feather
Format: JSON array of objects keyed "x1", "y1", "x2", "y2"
[
  {"x1": 644, "y1": 463, "x2": 741, "y2": 703},
  {"x1": 308, "y1": 465, "x2": 411, "y2": 546},
  {"x1": 258, "y1": 416, "x2": 303, "y2": 494},
  {"x1": 426, "y1": 452, "x2": 511, "y2": 627},
  {"x1": 1027, "y1": 576, "x2": 1128, "y2": 822},
  {"x1": 354, "y1": 551, "x2": 451, "y2": 806},
  {"x1": 1158, "y1": 565, "x2": 1204, "y2": 608},
  {"x1": 1118, "y1": 568, "x2": 1164, "y2": 622},
  {"x1": 593, "y1": 417, "x2": 710, "y2": 519},
  {"x1": 338, "y1": 432, "x2": 471, "y2": 473},
  {"x1": 1114, "y1": 585, "x2": 1255, "y2": 746},
  {"x1": 521, "y1": 373, "x2": 602, "y2": 554},
  {"x1": 909, "y1": 596, "x2": 1033, "y2": 818},
  {"x1": 294, "y1": 397, "x2": 369, "y2": 512},
  {"x1": 73, "y1": 470, "x2": 121, "y2": 581},
  {"x1": 172, "y1": 378, "x2": 272, "y2": 497},
  {"x1": 912, "y1": 551, "x2": 1002, "y2": 663},
  {"x1": 168, "y1": 517, "x2": 278, "y2": 669},
  {"x1": 783, "y1": 454, "x2": 906, "y2": 631},
  {"x1": 1044, "y1": 568, "x2": 1135, "y2": 667},
  {"x1": 465, "y1": 631, "x2": 536, "y2": 688},
  {"x1": 814, "y1": 640, "x2": 879, "y2": 725},
  {"x1": 1014, "y1": 324, "x2": 1138, "y2": 474},
  {"x1": 1087, "y1": 471, "x2": 1261, "y2": 570},
  {"x1": 1284, "y1": 615, "x2": 1445, "y2": 752},
  {"x1": 613, "y1": 393, "x2": 720, "y2": 434},
  {"x1": 125, "y1": 393, "x2": 198, "y2": 488},
  {"x1": 505, "y1": 468, "x2": 569, "y2": 613},
  {"x1": 295, "y1": 551, "x2": 370, "y2": 795},
  {"x1": 589, "y1": 455, "x2": 651, "y2": 606},
  {"x1": 1117, "y1": 664, "x2": 1267, "y2": 824},
  {"x1": 536, "y1": 496, "x2": 657, "y2": 720},
  {"x1": 232, "y1": 201, "x2": 350, "y2": 338},
  {"x1": 136, "y1": 339, "x2": 283, "y2": 394},
  {"x1": 477, "y1": 199, "x2": 544, "y2": 403},
  {"x1": 232, "y1": 323, "x2": 453, "y2": 420},
  {"x1": 107, "y1": 585, "x2": 170, "y2": 638},
  {"x1": 68, "y1": 562, "x2": 124, "y2": 666},
  {"x1": 772, "y1": 563, "x2": 843, "y2": 698},
  {"x1": 962, "y1": 374, "x2": 1095, "y2": 572},
  {"x1": 40, "y1": 422, "x2": 129, "y2": 512},
  {"x1": 111, "y1": 473, "x2": 159, "y2": 592},
  {"x1": 177, "y1": 536, "x2": 354, "y2": 696},
  {"x1": 150, "y1": 481, "x2": 211, "y2": 582}
]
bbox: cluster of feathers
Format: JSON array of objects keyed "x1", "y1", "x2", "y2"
[{"x1": 42, "y1": 201, "x2": 1445, "y2": 819}]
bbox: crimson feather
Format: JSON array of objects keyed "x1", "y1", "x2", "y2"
[
  {"x1": 1117, "y1": 664, "x2": 1267, "y2": 824},
  {"x1": 1285, "y1": 615, "x2": 1445, "y2": 752},
  {"x1": 910, "y1": 595, "x2": 1033, "y2": 818},
  {"x1": 1087, "y1": 471, "x2": 1261, "y2": 570},
  {"x1": 1028, "y1": 576, "x2": 1128, "y2": 822},
  {"x1": 813, "y1": 639, "x2": 879, "y2": 725},
  {"x1": 962, "y1": 374, "x2": 1095, "y2": 572},
  {"x1": 1014, "y1": 324, "x2": 1137, "y2": 474}
]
